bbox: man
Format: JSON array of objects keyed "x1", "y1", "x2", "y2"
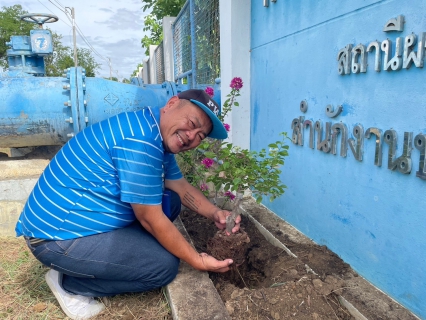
[{"x1": 15, "y1": 89, "x2": 241, "y2": 319}]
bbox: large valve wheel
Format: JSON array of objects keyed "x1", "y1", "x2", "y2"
[{"x1": 20, "y1": 13, "x2": 59, "y2": 28}]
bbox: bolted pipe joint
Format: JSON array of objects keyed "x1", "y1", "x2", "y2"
[
  {"x1": 64, "y1": 100, "x2": 72, "y2": 107},
  {"x1": 65, "y1": 117, "x2": 73, "y2": 123},
  {"x1": 67, "y1": 133, "x2": 75, "y2": 138},
  {"x1": 63, "y1": 84, "x2": 70, "y2": 90}
]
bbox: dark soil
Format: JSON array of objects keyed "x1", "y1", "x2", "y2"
[
  {"x1": 207, "y1": 229, "x2": 251, "y2": 267},
  {"x1": 180, "y1": 208, "x2": 355, "y2": 320}
]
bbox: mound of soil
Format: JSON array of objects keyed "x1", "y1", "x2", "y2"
[
  {"x1": 180, "y1": 208, "x2": 355, "y2": 319},
  {"x1": 207, "y1": 230, "x2": 251, "y2": 267}
]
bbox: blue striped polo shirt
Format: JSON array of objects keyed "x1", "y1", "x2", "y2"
[{"x1": 15, "y1": 107, "x2": 182, "y2": 240}]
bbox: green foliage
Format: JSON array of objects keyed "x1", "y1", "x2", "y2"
[
  {"x1": 74, "y1": 48, "x2": 100, "y2": 77},
  {"x1": 203, "y1": 134, "x2": 289, "y2": 204},
  {"x1": 141, "y1": 0, "x2": 186, "y2": 19},
  {"x1": 0, "y1": 5, "x2": 34, "y2": 69},
  {"x1": 131, "y1": 62, "x2": 144, "y2": 77},
  {"x1": 0, "y1": 6, "x2": 100, "y2": 76},
  {"x1": 103, "y1": 76, "x2": 118, "y2": 81},
  {"x1": 44, "y1": 31, "x2": 71, "y2": 76},
  {"x1": 44, "y1": 31, "x2": 100, "y2": 77},
  {"x1": 140, "y1": 0, "x2": 186, "y2": 55},
  {"x1": 177, "y1": 79, "x2": 290, "y2": 232},
  {"x1": 141, "y1": 15, "x2": 163, "y2": 56}
]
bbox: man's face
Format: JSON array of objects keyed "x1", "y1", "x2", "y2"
[{"x1": 160, "y1": 96, "x2": 213, "y2": 154}]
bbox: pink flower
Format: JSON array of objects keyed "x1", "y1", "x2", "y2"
[
  {"x1": 230, "y1": 77, "x2": 243, "y2": 90},
  {"x1": 201, "y1": 158, "x2": 214, "y2": 168},
  {"x1": 224, "y1": 191, "x2": 236, "y2": 201},
  {"x1": 205, "y1": 87, "x2": 214, "y2": 98},
  {"x1": 200, "y1": 183, "x2": 209, "y2": 191},
  {"x1": 223, "y1": 123, "x2": 230, "y2": 132}
]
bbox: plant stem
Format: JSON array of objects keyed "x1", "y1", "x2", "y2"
[{"x1": 226, "y1": 192, "x2": 243, "y2": 233}]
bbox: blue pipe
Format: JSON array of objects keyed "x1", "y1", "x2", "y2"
[{"x1": 0, "y1": 67, "x2": 179, "y2": 148}]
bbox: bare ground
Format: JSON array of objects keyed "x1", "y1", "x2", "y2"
[
  {"x1": 180, "y1": 208, "x2": 354, "y2": 320},
  {"x1": 179, "y1": 198, "x2": 419, "y2": 320},
  {"x1": 0, "y1": 237, "x2": 172, "y2": 319}
]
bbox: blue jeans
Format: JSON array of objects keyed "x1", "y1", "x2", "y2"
[{"x1": 25, "y1": 190, "x2": 182, "y2": 297}]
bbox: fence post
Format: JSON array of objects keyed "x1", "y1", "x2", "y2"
[
  {"x1": 149, "y1": 45, "x2": 158, "y2": 84},
  {"x1": 143, "y1": 59, "x2": 150, "y2": 84}
]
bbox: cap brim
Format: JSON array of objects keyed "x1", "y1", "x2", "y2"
[{"x1": 190, "y1": 99, "x2": 228, "y2": 139}]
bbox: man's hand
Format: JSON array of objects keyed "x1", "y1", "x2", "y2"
[
  {"x1": 197, "y1": 252, "x2": 233, "y2": 272},
  {"x1": 213, "y1": 209, "x2": 241, "y2": 234},
  {"x1": 165, "y1": 178, "x2": 242, "y2": 235}
]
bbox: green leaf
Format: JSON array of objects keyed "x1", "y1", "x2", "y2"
[{"x1": 204, "y1": 152, "x2": 216, "y2": 159}]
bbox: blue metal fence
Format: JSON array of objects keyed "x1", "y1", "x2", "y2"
[
  {"x1": 172, "y1": 0, "x2": 220, "y2": 87},
  {"x1": 173, "y1": 1, "x2": 192, "y2": 85}
]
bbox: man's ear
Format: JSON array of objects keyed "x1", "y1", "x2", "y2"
[{"x1": 163, "y1": 96, "x2": 180, "y2": 112}]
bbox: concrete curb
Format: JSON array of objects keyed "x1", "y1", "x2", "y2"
[
  {"x1": 0, "y1": 178, "x2": 38, "y2": 201},
  {"x1": 0, "y1": 159, "x2": 48, "y2": 236},
  {"x1": 166, "y1": 217, "x2": 231, "y2": 320}
]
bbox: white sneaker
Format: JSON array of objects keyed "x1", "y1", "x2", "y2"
[{"x1": 45, "y1": 269, "x2": 105, "y2": 319}]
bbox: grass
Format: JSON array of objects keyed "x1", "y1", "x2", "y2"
[{"x1": 0, "y1": 237, "x2": 172, "y2": 319}]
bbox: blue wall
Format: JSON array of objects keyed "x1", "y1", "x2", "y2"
[{"x1": 250, "y1": 0, "x2": 426, "y2": 317}]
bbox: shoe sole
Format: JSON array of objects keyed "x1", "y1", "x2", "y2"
[
  {"x1": 45, "y1": 270, "x2": 80, "y2": 319},
  {"x1": 45, "y1": 271, "x2": 105, "y2": 319}
]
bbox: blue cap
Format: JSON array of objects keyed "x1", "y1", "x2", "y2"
[{"x1": 178, "y1": 89, "x2": 228, "y2": 140}]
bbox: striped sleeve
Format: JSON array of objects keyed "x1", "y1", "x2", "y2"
[
  {"x1": 164, "y1": 153, "x2": 183, "y2": 180},
  {"x1": 112, "y1": 136, "x2": 164, "y2": 205}
]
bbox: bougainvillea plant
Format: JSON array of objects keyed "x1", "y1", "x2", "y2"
[
  {"x1": 201, "y1": 133, "x2": 289, "y2": 233},
  {"x1": 177, "y1": 78, "x2": 290, "y2": 233}
]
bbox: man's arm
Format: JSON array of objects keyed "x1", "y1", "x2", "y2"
[
  {"x1": 165, "y1": 178, "x2": 241, "y2": 233},
  {"x1": 131, "y1": 203, "x2": 233, "y2": 272}
]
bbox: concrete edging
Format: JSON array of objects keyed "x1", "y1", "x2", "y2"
[{"x1": 166, "y1": 217, "x2": 231, "y2": 320}]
